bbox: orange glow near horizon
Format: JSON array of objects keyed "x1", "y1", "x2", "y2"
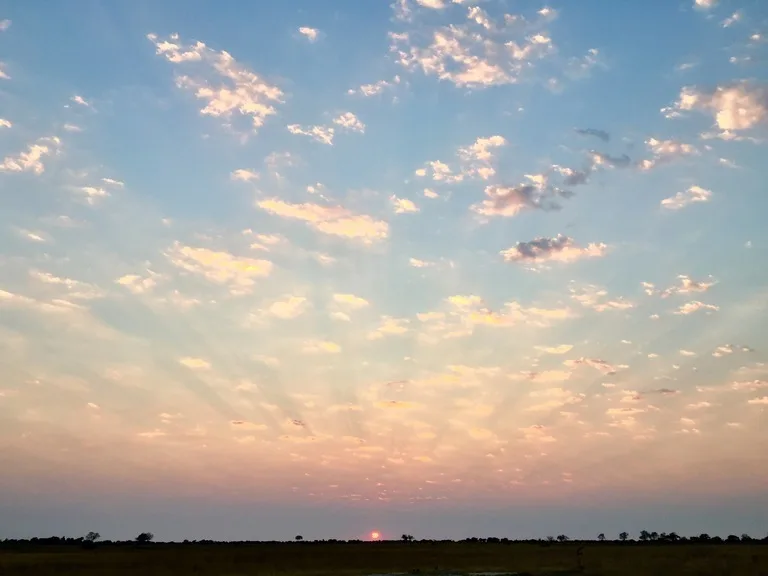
[{"x1": 371, "y1": 530, "x2": 381, "y2": 541}]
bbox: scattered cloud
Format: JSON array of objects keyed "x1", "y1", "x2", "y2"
[
  {"x1": 368, "y1": 317, "x2": 410, "y2": 340},
  {"x1": 674, "y1": 301, "x2": 720, "y2": 315},
  {"x1": 673, "y1": 82, "x2": 768, "y2": 131},
  {"x1": 178, "y1": 357, "x2": 211, "y2": 370},
  {"x1": 256, "y1": 198, "x2": 388, "y2": 243},
  {"x1": 694, "y1": 0, "x2": 717, "y2": 10},
  {"x1": 348, "y1": 76, "x2": 401, "y2": 97},
  {"x1": 333, "y1": 293, "x2": 369, "y2": 309},
  {"x1": 148, "y1": 33, "x2": 283, "y2": 133},
  {"x1": 70, "y1": 95, "x2": 92, "y2": 108},
  {"x1": 287, "y1": 124, "x2": 335, "y2": 145},
  {"x1": 661, "y1": 185, "x2": 712, "y2": 210},
  {"x1": 268, "y1": 296, "x2": 308, "y2": 319},
  {"x1": 333, "y1": 112, "x2": 365, "y2": 133},
  {"x1": 166, "y1": 242, "x2": 273, "y2": 292},
  {"x1": 575, "y1": 128, "x2": 610, "y2": 142},
  {"x1": 661, "y1": 275, "x2": 716, "y2": 298},
  {"x1": 298, "y1": 27, "x2": 320, "y2": 42},
  {"x1": 231, "y1": 169, "x2": 259, "y2": 182},
  {"x1": 302, "y1": 340, "x2": 341, "y2": 354},
  {"x1": 501, "y1": 235, "x2": 608, "y2": 264},
  {"x1": 391, "y1": 196, "x2": 419, "y2": 213},
  {"x1": 0, "y1": 136, "x2": 60, "y2": 175}
]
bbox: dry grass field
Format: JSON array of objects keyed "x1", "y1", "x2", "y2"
[{"x1": 1, "y1": 541, "x2": 766, "y2": 576}]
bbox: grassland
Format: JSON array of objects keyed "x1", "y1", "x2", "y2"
[{"x1": 0, "y1": 541, "x2": 766, "y2": 576}]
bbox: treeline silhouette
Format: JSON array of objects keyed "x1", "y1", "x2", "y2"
[{"x1": 2, "y1": 530, "x2": 766, "y2": 548}]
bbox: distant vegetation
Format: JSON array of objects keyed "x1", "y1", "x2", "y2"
[{"x1": 1, "y1": 531, "x2": 766, "y2": 576}]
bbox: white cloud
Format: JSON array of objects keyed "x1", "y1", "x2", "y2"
[
  {"x1": 674, "y1": 301, "x2": 719, "y2": 315},
  {"x1": 639, "y1": 138, "x2": 698, "y2": 170},
  {"x1": 501, "y1": 235, "x2": 608, "y2": 264},
  {"x1": 256, "y1": 198, "x2": 388, "y2": 243},
  {"x1": 231, "y1": 169, "x2": 259, "y2": 182},
  {"x1": 63, "y1": 123, "x2": 82, "y2": 132},
  {"x1": 661, "y1": 275, "x2": 716, "y2": 297},
  {"x1": 348, "y1": 76, "x2": 401, "y2": 97},
  {"x1": 178, "y1": 356, "x2": 211, "y2": 370},
  {"x1": 148, "y1": 33, "x2": 283, "y2": 133},
  {"x1": 268, "y1": 296, "x2": 308, "y2": 319},
  {"x1": 0, "y1": 118, "x2": 11, "y2": 128},
  {"x1": 409, "y1": 258, "x2": 433, "y2": 268},
  {"x1": 389, "y1": 11, "x2": 557, "y2": 89},
  {"x1": 76, "y1": 186, "x2": 110, "y2": 205},
  {"x1": 287, "y1": 124, "x2": 335, "y2": 145},
  {"x1": 302, "y1": 340, "x2": 341, "y2": 354},
  {"x1": 0, "y1": 19, "x2": 10, "y2": 31},
  {"x1": 333, "y1": 112, "x2": 365, "y2": 133},
  {"x1": 424, "y1": 188, "x2": 439, "y2": 199},
  {"x1": 333, "y1": 293, "x2": 369, "y2": 309},
  {"x1": 674, "y1": 82, "x2": 768, "y2": 131},
  {"x1": 661, "y1": 185, "x2": 712, "y2": 210},
  {"x1": 535, "y1": 344, "x2": 573, "y2": 355},
  {"x1": 748, "y1": 397, "x2": 768, "y2": 405},
  {"x1": 721, "y1": 11, "x2": 741, "y2": 27},
  {"x1": 166, "y1": 242, "x2": 273, "y2": 292},
  {"x1": 298, "y1": 27, "x2": 320, "y2": 42},
  {"x1": 391, "y1": 196, "x2": 419, "y2": 213},
  {"x1": 368, "y1": 317, "x2": 410, "y2": 340},
  {"x1": 116, "y1": 274, "x2": 157, "y2": 295},
  {"x1": 70, "y1": 95, "x2": 92, "y2": 108},
  {"x1": 694, "y1": 0, "x2": 717, "y2": 9},
  {"x1": 0, "y1": 136, "x2": 60, "y2": 175}
]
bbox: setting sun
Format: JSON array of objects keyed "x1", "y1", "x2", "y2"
[{"x1": 370, "y1": 531, "x2": 381, "y2": 541}]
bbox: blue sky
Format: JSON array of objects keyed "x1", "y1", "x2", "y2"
[{"x1": 1, "y1": 0, "x2": 768, "y2": 542}]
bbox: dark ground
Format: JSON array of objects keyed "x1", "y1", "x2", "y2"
[{"x1": 0, "y1": 541, "x2": 767, "y2": 576}]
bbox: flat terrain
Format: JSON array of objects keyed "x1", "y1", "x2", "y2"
[{"x1": 0, "y1": 541, "x2": 766, "y2": 576}]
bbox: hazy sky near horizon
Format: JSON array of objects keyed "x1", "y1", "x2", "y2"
[{"x1": 1, "y1": 0, "x2": 768, "y2": 542}]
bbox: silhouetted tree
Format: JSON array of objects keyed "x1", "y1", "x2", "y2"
[
  {"x1": 667, "y1": 532, "x2": 680, "y2": 543},
  {"x1": 546, "y1": 536, "x2": 555, "y2": 543},
  {"x1": 295, "y1": 535, "x2": 303, "y2": 542},
  {"x1": 84, "y1": 532, "x2": 100, "y2": 543},
  {"x1": 556, "y1": 534, "x2": 569, "y2": 542},
  {"x1": 650, "y1": 531, "x2": 659, "y2": 541},
  {"x1": 741, "y1": 534, "x2": 753, "y2": 542},
  {"x1": 698, "y1": 533, "x2": 711, "y2": 542},
  {"x1": 619, "y1": 532, "x2": 629, "y2": 542},
  {"x1": 597, "y1": 533, "x2": 606, "y2": 542},
  {"x1": 401, "y1": 534, "x2": 414, "y2": 542},
  {"x1": 639, "y1": 530, "x2": 651, "y2": 542},
  {"x1": 136, "y1": 532, "x2": 154, "y2": 544},
  {"x1": 726, "y1": 535, "x2": 740, "y2": 543}
]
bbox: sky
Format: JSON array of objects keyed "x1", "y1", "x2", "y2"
[{"x1": 1, "y1": 0, "x2": 768, "y2": 543}]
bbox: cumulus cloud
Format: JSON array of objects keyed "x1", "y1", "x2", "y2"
[
  {"x1": 471, "y1": 183, "x2": 564, "y2": 218},
  {"x1": 389, "y1": 8, "x2": 558, "y2": 89},
  {"x1": 287, "y1": 124, "x2": 335, "y2": 145},
  {"x1": 298, "y1": 27, "x2": 320, "y2": 42},
  {"x1": 446, "y1": 294, "x2": 573, "y2": 329},
  {"x1": 302, "y1": 340, "x2": 341, "y2": 354},
  {"x1": 501, "y1": 235, "x2": 608, "y2": 264},
  {"x1": 639, "y1": 138, "x2": 698, "y2": 171},
  {"x1": 368, "y1": 317, "x2": 410, "y2": 340},
  {"x1": 231, "y1": 169, "x2": 259, "y2": 182},
  {"x1": 70, "y1": 95, "x2": 92, "y2": 108},
  {"x1": 673, "y1": 82, "x2": 768, "y2": 131},
  {"x1": 661, "y1": 275, "x2": 716, "y2": 297},
  {"x1": 147, "y1": 33, "x2": 283, "y2": 133},
  {"x1": 0, "y1": 136, "x2": 60, "y2": 175},
  {"x1": 694, "y1": 0, "x2": 717, "y2": 9},
  {"x1": 256, "y1": 198, "x2": 388, "y2": 243},
  {"x1": 348, "y1": 76, "x2": 401, "y2": 97},
  {"x1": 333, "y1": 293, "x2": 369, "y2": 309},
  {"x1": 166, "y1": 242, "x2": 272, "y2": 292},
  {"x1": 535, "y1": 344, "x2": 573, "y2": 355},
  {"x1": 391, "y1": 196, "x2": 420, "y2": 213},
  {"x1": 0, "y1": 118, "x2": 11, "y2": 128},
  {"x1": 116, "y1": 273, "x2": 158, "y2": 295},
  {"x1": 456, "y1": 135, "x2": 507, "y2": 179},
  {"x1": 178, "y1": 356, "x2": 211, "y2": 370},
  {"x1": 333, "y1": 112, "x2": 365, "y2": 133},
  {"x1": 565, "y1": 357, "x2": 622, "y2": 375},
  {"x1": 569, "y1": 284, "x2": 634, "y2": 312},
  {"x1": 661, "y1": 185, "x2": 712, "y2": 210},
  {"x1": 674, "y1": 300, "x2": 719, "y2": 315},
  {"x1": 268, "y1": 296, "x2": 308, "y2": 319}
]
